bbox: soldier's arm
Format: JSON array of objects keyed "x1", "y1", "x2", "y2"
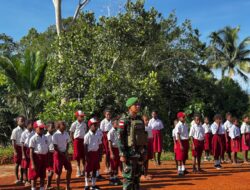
[{"x1": 117, "y1": 119, "x2": 127, "y2": 159}]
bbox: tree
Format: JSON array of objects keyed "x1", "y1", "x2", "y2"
[{"x1": 208, "y1": 26, "x2": 250, "y2": 81}]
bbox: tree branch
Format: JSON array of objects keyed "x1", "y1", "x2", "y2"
[{"x1": 73, "y1": 0, "x2": 90, "y2": 22}]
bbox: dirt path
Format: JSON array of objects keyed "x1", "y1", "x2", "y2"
[{"x1": 0, "y1": 160, "x2": 249, "y2": 190}]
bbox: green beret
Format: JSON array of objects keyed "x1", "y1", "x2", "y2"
[{"x1": 126, "y1": 97, "x2": 138, "y2": 107}]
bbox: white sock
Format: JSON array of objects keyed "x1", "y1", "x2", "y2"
[
  {"x1": 92, "y1": 177, "x2": 96, "y2": 186},
  {"x1": 96, "y1": 170, "x2": 99, "y2": 177},
  {"x1": 178, "y1": 166, "x2": 181, "y2": 171},
  {"x1": 181, "y1": 165, "x2": 185, "y2": 171},
  {"x1": 77, "y1": 166, "x2": 80, "y2": 171},
  {"x1": 31, "y1": 188, "x2": 36, "y2": 190},
  {"x1": 40, "y1": 187, "x2": 44, "y2": 190},
  {"x1": 85, "y1": 177, "x2": 89, "y2": 187}
]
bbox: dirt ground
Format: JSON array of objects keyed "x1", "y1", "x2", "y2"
[{"x1": 0, "y1": 160, "x2": 250, "y2": 190}]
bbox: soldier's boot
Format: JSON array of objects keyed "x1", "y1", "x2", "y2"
[{"x1": 123, "y1": 178, "x2": 133, "y2": 190}]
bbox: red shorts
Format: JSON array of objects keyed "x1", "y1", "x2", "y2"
[
  {"x1": 73, "y1": 138, "x2": 85, "y2": 161},
  {"x1": 102, "y1": 132, "x2": 109, "y2": 156},
  {"x1": 152, "y1": 130, "x2": 163, "y2": 153},
  {"x1": 21, "y1": 147, "x2": 30, "y2": 169},
  {"x1": 29, "y1": 154, "x2": 47, "y2": 180},
  {"x1": 147, "y1": 138, "x2": 154, "y2": 159},
  {"x1": 204, "y1": 133, "x2": 212, "y2": 151},
  {"x1": 54, "y1": 151, "x2": 72, "y2": 175},
  {"x1": 231, "y1": 137, "x2": 241, "y2": 153},
  {"x1": 110, "y1": 148, "x2": 120, "y2": 171},
  {"x1": 14, "y1": 145, "x2": 22, "y2": 165},
  {"x1": 212, "y1": 134, "x2": 224, "y2": 159},
  {"x1": 85, "y1": 151, "x2": 100, "y2": 173},
  {"x1": 192, "y1": 139, "x2": 204, "y2": 158},
  {"x1": 242, "y1": 133, "x2": 250, "y2": 151},
  {"x1": 226, "y1": 133, "x2": 231, "y2": 153},
  {"x1": 47, "y1": 152, "x2": 54, "y2": 171},
  {"x1": 175, "y1": 140, "x2": 189, "y2": 161}
]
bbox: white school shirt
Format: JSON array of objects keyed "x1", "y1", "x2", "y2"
[
  {"x1": 223, "y1": 120, "x2": 233, "y2": 132},
  {"x1": 52, "y1": 130, "x2": 70, "y2": 152},
  {"x1": 29, "y1": 133, "x2": 49, "y2": 155},
  {"x1": 191, "y1": 120, "x2": 195, "y2": 127},
  {"x1": 10, "y1": 126, "x2": 24, "y2": 146},
  {"x1": 202, "y1": 123, "x2": 211, "y2": 134},
  {"x1": 100, "y1": 118, "x2": 112, "y2": 132},
  {"x1": 148, "y1": 118, "x2": 164, "y2": 130},
  {"x1": 20, "y1": 129, "x2": 35, "y2": 147},
  {"x1": 241, "y1": 122, "x2": 250, "y2": 134},
  {"x1": 45, "y1": 132, "x2": 54, "y2": 152},
  {"x1": 189, "y1": 123, "x2": 205, "y2": 140},
  {"x1": 107, "y1": 127, "x2": 119, "y2": 148},
  {"x1": 174, "y1": 121, "x2": 189, "y2": 140},
  {"x1": 96, "y1": 128, "x2": 103, "y2": 145},
  {"x1": 69, "y1": 120, "x2": 87, "y2": 139},
  {"x1": 211, "y1": 122, "x2": 225, "y2": 135},
  {"x1": 229, "y1": 125, "x2": 241, "y2": 139},
  {"x1": 84, "y1": 130, "x2": 100, "y2": 152},
  {"x1": 145, "y1": 125, "x2": 153, "y2": 138}
]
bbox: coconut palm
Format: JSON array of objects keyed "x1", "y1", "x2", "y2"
[
  {"x1": 208, "y1": 26, "x2": 250, "y2": 81},
  {"x1": 0, "y1": 51, "x2": 47, "y2": 119}
]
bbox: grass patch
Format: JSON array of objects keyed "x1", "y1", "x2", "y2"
[{"x1": 0, "y1": 146, "x2": 13, "y2": 158}]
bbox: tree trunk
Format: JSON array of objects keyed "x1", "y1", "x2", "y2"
[{"x1": 52, "y1": 0, "x2": 62, "y2": 36}]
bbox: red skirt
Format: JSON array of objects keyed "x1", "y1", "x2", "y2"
[
  {"x1": 212, "y1": 134, "x2": 223, "y2": 159},
  {"x1": 220, "y1": 134, "x2": 226, "y2": 156},
  {"x1": 204, "y1": 133, "x2": 212, "y2": 151},
  {"x1": 226, "y1": 132, "x2": 231, "y2": 153},
  {"x1": 54, "y1": 151, "x2": 72, "y2": 175},
  {"x1": 192, "y1": 139, "x2": 204, "y2": 158},
  {"x1": 110, "y1": 148, "x2": 120, "y2": 171},
  {"x1": 21, "y1": 147, "x2": 30, "y2": 169},
  {"x1": 147, "y1": 138, "x2": 154, "y2": 159},
  {"x1": 73, "y1": 138, "x2": 85, "y2": 161},
  {"x1": 242, "y1": 133, "x2": 250, "y2": 151},
  {"x1": 14, "y1": 145, "x2": 22, "y2": 164},
  {"x1": 47, "y1": 152, "x2": 54, "y2": 171},
  {"x1": 231, "y1": 137, "x2": 241, "y2": 152},
  {"x1": 29, "y1": 154, "x2": 47, "y2": 180},
  {"x1": 152, "y1": 130, "x2": 163, "y2": 153},
  {"x1": 175, "y1": 140, "x2": 189, "y2": 161},
  {"x1": 102, "y1": 132, "x2": 110, "y2": 155},
  {"x1": 85, "y1": 151, "x2": 100, "y2": 173}
]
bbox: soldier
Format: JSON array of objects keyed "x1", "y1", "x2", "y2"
[{"x1": 117, "y1": 97, "x2": 148, "y2": 190}]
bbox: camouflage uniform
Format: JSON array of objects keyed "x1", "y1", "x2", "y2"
[{"x1": 117, "y1": 113, "x2": 148, "y2": 190}]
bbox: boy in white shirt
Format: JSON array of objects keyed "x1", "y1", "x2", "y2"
[
  {"x1": 202, "y1": 117, "x2": 212, "y2": 161},
  {"x1": 224, "y1": 112, "x2": 233, "y2": 162},
  {"x1": 241, "y1": 115, "x2": 250, "y2": 163},
  {"x1": 229, "y1": 117, "x2": 241, "y2": 164}
]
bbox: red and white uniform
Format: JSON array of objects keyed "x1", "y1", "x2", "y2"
[
  {"x1": 100, "y1": 118, "x2": 112, "y2": 155},
  {"x1": 189, "y1": 123, "x2": 205, "y2": 158},
  {"x1": 10, "y1": 126, "x2": 24, "y2": 164},
  {"x1": 52, "y1": 130, "x2": 72, "y2": 175},
  {"x1": 149, "y1": 118, "x2": 164, "y2": 153},
  {"x1": 107, "y1": 127, "x2": 120, "y2": 171},
  {"x1": 84, "y1": 130, "x2": 100, "y2": 172},
  {"x1": 229, "y1": 125, "x2": 241, "y2": 152},
  {"x1": 45, "y1": 132, "x2": 54, "y2": 170},
  {"x1": 70, "y1": 120, "x2": 87, "y2": 161},
  {"x1": 174, "y1": 121, "x2": 189, "y2": 161},
  {"x1": 29, "y1": 133, "x2": 49, "y2": 180},
  {"x1": 202, "y1": 123, "x2": 212, "y2": 151},
  {"x1": 145, "y1": 125, "x2": 154, "y2": 159},
  {"x1": 211, "y1": 122, "x2": 224, "y2": 159},
  {"x1": 224, "y1": 120, "x2": 233, "y2": 153},
  {"x1": 241, "y1": 122, "x2": 250, "y2": 151}
]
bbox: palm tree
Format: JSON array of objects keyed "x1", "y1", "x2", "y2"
[
  {"x1": 208, "y1": 26, "x2": 250, "y2": 81},
  {"x1": 0, "y1": 51, "x2": 47, "y2": 119}
]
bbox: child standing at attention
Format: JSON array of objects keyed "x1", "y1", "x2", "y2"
[
  {"x1": 108, "y1": 119, "x2": 122, "y2": 185},
  {"x1": 211, "y1": 114, "x2": 224, "y2": 169},
  {"x1": 84, "y1": 118, "x2": 101, "y2": 190},
  {"x1": 70, "y1": 110, "x2": 87, "y2": 177},
  {"x1": 20, "y1": 120, "x2": 35, "y2": 186},
  {"x1": 45, "y1": 122, "x2": 55, "y2": 190},
  {"x1": 229, "y1": 117, "x2": 241, "y2": 164},
  {"x1": 241, "y1": 114, "x2": 250, "y2": 163},
  {"x1": 202, "y1": 117, "x2": 212, "y2": 161},
  {"x1": 174, "y1": 112, "x2": 189, "y2": 176},
  {"x1": 189, "y1": 115, "x2": 205, "y2": 173},
  {"x1": 53, "y1": 121, "x2": 72, "y2": 190},
  {"x1": 11, "y1": 115, "x2": 25, "y2": 184},
  {"x1": 29, "y1": 120, "x2": 49, "y2": 190},
  {"x1": 224, "y1": 113, "x2": 233, "y2": 162}
]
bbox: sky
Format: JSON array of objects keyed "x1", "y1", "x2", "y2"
[{"x1": 0, "y1": 0, "x2": 250, "y2": 91}]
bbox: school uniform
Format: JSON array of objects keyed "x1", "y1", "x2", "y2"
[
  {"x1": 202, "y1": 123, "x2": 212, "y2": 152},
  {"x1": 224, "y1": 120, "x2": 233, "y2": 153},
  {"x1": 145, "y1": 125, "x2": 154, "y2": 160},
  {"x1": 84, "y1": 130, "x2": 100, "y2": 173},
  {"x1": 211, "y1": 122, "x2": 225, "y2": 159},
  {"x1": 107, "y1": 127, "x2": 120, "y2": 171},
  {"x1": 149, "y1": 118, "x2": 164, "y2": 153},
  {"x1": 174, "y1": 121, "x2": 189, "y2": 161},
  {"x1": 70, "y1": 120, "x2": 87, "y2": 161},
  {"x1": 45, "y1": 132, "x2": 54, "y2": 171},
  {"x1": 100, "y1": 118, "x2": 112, "y2": 156},
  {"x1": 10, "y1": 126, "x2": 24, "y2": 164},
  {"x1": 20, "y1": 129, "x2": 35, "y2": 169},
  {"x1": 29, "y1": 133, "x2": 49, "y2": 180},
  {"x1": 229, "y1": 125, "x2": 241, "y2": 153},
  {"x1": 52, "y1": 130, "x2": 72, "y2": 175},
  {"x1": 189, "y1": 123, "x2": 205, "y2": 158},
  {"x1": 241, "y1": 122, "x2": 250, "y2": 151}
]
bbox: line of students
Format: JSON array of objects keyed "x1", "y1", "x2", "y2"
[{"x1": 173, "y1": 112, "x2": 250, "y2": 176}]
